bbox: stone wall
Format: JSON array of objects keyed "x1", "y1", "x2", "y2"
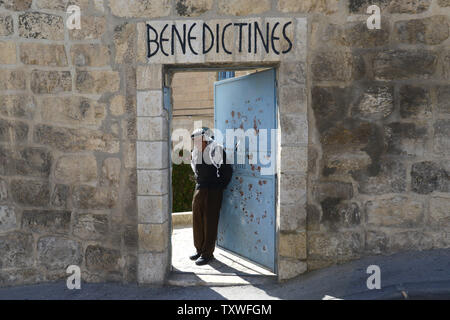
[
  {"x1": 171, "y1": 71, "x2": 215, "y2": 137},
  {"x1": 172, "y1": 71, "x2": 215, "y2": 117},
  {"x1": 0, "y1": 0, "x2": 449, "y2": 286},
  {"x1": 0, "y1": 0, "x2": 138, "y2": 285},
  {"x1": 171, "y1": 70, "x2": 261, "y2": 138},
  {"x1": 306, "y1": 0, "x2": 450, "y2": 270}
]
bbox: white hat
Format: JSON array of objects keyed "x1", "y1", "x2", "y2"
[{"x1": 191, "y1": 127, "x2": 214, "y2": 141}]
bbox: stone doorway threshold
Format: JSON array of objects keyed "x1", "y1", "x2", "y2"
[{"x1": 170, "y1": 226, "x2": 277, "y2": 286}]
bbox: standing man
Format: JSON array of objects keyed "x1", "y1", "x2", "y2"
[{"x1": 189, "y1": 127, "x2": 232, "y2": 265}]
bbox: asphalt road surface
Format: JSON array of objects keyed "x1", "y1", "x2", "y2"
[{"x1": 0, "y1": 248, "x2": 449, "y2": 300}]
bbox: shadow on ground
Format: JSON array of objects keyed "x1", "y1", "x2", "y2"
[
  {"x1": 0, "y1": 248, "x2": 449, "y2": 300},
  {"x1": 170, "y1": 227, "x2": 276, "y2": 287}
]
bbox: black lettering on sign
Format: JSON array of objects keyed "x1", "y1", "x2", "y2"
[
  {"x1": 160, "y1": 24, "x2": 169, "y2": 56},
  {"x1": 271, "y1": 22, "x2": 280, "y2": 55},
  {"x1": 202, "y1": 23, "x2": 214, "y2": 54},
  {"x1": 147, "y1": 24, "x2": 159, "y2": 58},
  {"x1": 282, "y1": 21, "x2": 293, "y2": 54},
  {"x1": 222, "y1": 23, "x2": 233, "y2": 55},
  {"x1": 188, "y1": 23, "x2": 198, "y2": 55},
  {"x1": 234, "y1": 23, "x2": 247, "y2": 53},
  {"x1": 171, "y1": 24, "x2": 186, "y2": 55},
  {"x1": 146, "y1": 20, "x2": 294, "y2": 59},
  {"x1": 216, "y1": 23, "x2": 220, "y2": 53},
  {"x1": 254, "y1": 22, "x2": 269, "y2": 54},
  {"x1": 248, "y1": 23, "x2": 252, "y2": 53}
]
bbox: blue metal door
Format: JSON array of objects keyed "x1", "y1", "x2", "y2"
[{"x1": 214, "y1": 69, "x2": 277, "y2": 272}]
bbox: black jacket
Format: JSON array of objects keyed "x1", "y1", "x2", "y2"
[{"x1": 192, "y1": 145, "x2": 232, "y2": 190}]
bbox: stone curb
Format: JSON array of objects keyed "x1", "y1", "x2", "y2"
[
  {"x1": 172, "y1": 212, "x2": 193, "y2": 227},
  {"x1": 168, "y1": 272, "x2": 277, "y2": 287}
]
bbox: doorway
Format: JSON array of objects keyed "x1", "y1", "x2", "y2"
[{"x1": 166, "y1": 66, "x2": 278, "y2": 285}]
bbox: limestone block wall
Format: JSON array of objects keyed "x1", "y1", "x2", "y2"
[
  {"x1": 0, "y1": 0, "x2": 448, "y2": 286},
  {"x1": 306, "y1": 0, "x2": 450, "y2": 270},
  {"x1": 0, "y1": 0, "x2": 138, "y2": 285},
  {"x1": 171, "y1": 71, "x2": 215, "y2": 139},
  {"x1": 170, "y1": 70, "x2": 260, "y2": 142},
  {"x1": 172, "y1": 71, "x2": 215, "y2": 117}
]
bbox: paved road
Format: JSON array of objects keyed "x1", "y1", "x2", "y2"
[{"x1": 0, "y1": 248, "x2": 449, "y2": 300}]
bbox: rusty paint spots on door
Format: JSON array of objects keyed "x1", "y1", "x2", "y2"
[{"x1": 214, "y1": 69, "x2": 277, "y2": 272}]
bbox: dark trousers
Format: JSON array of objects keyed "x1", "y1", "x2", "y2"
[{"x1": 192, "y1": 188, "x2": 223, "y2": 257}]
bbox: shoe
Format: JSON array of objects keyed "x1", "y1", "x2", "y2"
[
  {"x1": 195, "y1": 255, "x2": 213, "y2": 265},
  {"x1": 189, "y1": 252, "x2": 201, "y2": 260}
]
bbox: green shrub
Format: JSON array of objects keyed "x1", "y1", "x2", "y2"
[{"x1": 172, "y1": 163, "x2": 196, "y2": 212}]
